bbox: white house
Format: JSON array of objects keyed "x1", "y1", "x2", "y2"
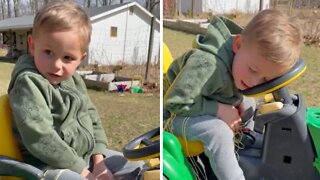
[
  {"x1": 178, "y1": 0, "x2": 270, "y2": 15},
  {"x1": 0, "y1": 2, "x2": 160, "y2": 65},
  {"x1": 87, "y1": 2, "x2": 160, "y2": 65}
]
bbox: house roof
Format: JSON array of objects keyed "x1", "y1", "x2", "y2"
[
  {"x1": 0, "y1": 15, "x2": 34, "y2": 31},
  {"x1": 0, "y1": 2, "x2": 159, "y2": 31},
  {"x1": 85, "y1": 2, "x2": 131, "y2": 17}
]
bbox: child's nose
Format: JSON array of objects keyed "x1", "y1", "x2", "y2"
[{"x1": 52, "y1": 59, "x2": 63, "y2": 70}]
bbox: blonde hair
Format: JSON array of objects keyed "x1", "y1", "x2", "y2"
[
  {"x1": 242, "y1": 9, "x2": 303, "y2": 68},
  {"x1": 32, "y1": 1, "x2": 91, "y2": 52}
]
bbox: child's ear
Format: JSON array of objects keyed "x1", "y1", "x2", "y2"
[
  {"x1": 232, "y1": 35, "x2": 242, "y2": 53},
  {"x1": 27, "y1": 35, "x2": 35, "y2": 56}
]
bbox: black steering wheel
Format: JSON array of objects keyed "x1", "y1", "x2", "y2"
[
  {"x1": 123, "y1": 127, "x2": 160, "y2": 161},
  {"x1": 242, "y1": 59, "x2": 306, "y2": 97}
]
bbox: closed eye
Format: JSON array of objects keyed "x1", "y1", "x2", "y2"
[
  {"x1": 263, "y1": 77, "x2": 268, "y2": 82},
  {"x1": 63, "y1": 55, "x2": 75, "y2": 62},
  {"x1": 249, "y1": 67, "x2": 257, "y2": 73}
]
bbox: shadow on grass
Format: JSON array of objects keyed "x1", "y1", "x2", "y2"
[{"x1": 0, "y1": 56, "x2": 17, "y2": 64}]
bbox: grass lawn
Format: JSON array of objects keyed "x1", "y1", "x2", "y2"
[
  {"x1": 0, "y1": 62, "x2": 14, "y2": 95},
  {"x1": 0, "y1": 60, "x2": 159, "y2": 151},
  {"x1": 164, "y1": 28, "x2": 320, "y2": 107}
]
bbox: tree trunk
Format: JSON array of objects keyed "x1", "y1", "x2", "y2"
[
  {"x1": 1, "y1": 0, "x2": 5, "y2": 19},
  {"x1": 270, "y1": 0, "x2": 278, "y2": 9},
  {"x1": 145, "y1": 0, "x2": 149, "y2": 11},
  {"x1": 28, "y1": 0, "x2": 32, "y2": 14},
  {"x1": 259, "y1": 0, "x2": 264, "y2": 11},
  {"x1": 86, "y1": 0, "x2": 91, "y2": 7},
  {"x1": 6, "y1": 0, "x2": 11, "y2": 18},
  {"x1": 191, "y1": 0, "x2": 194, "y2": 17},
  {"x1": 146, "y1": 0, "x2": 159, "y2": 13},
  {"x1": 176, "y1": 0, "x2": 181, "y2": 16},
  {"x1": 13, "y1": 0, "x2": 21, "y2": 17},
  {"x1": 29, "y1": 0, "x2": 38, "y2": 14},
  {"x1": 102, "y1": 0, "x2": 106, "y2": 6}
]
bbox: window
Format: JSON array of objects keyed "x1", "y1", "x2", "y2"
[{"x1": 110, "y1": 26, "x2": 117, "y2": 37}]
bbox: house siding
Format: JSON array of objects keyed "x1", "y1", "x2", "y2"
[
  {"x1": 180, "y1": 0, "x2": 270, "y2": 15},
  {"x1": 89, "y1": 6, "x2": 159, "y2": 65}
]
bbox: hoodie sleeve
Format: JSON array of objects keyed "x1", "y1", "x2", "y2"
[
  {"x1": 73, "y1": 73, "x2": 107, "y2": 155},
  {"x1": 164, "y1": 50, "x2": 224, "y2": 117},
  {"x1": 9, "y1": 73, "x2": 86, "y2": 174}
]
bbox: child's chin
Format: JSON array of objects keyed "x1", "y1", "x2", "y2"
[{"x1": 49, "y1": 79, "x2": 61, "y2": 85}]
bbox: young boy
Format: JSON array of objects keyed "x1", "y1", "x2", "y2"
[
  {"x1": 8, "y1": 1, "x2": 141, "y2": 180},
  {"x1": 164, "y1": 10, "x2": 303, "y2": 179}
]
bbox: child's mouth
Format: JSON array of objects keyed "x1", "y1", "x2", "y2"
[
  {"x1": 48, "y1": 73, "x2": 61, "y2": 78},
  {"x1": 241, "y1": 81, "x2": 250, "y2": 89}
]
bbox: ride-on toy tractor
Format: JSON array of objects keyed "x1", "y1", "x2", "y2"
[
  {"x1": 0, "y1": 94, "x2": 160, "y2": 180},
  {"x1": 162, "y1": 43, "x2": 320, "y2": 180}
]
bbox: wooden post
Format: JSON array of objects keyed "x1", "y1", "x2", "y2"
[{"x1": 144, "y1": 16, "x2": 155, "y2": 82}]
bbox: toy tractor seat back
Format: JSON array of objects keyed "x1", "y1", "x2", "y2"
[
  {"x1": 0, "y1": 94, "x2": 22, "y2": 161},
  {"x1": 162, "y1": 43, "x2": 173, "y2": 74},
  {"x1": 0, "y1": 94, "x2": 44, "y2": 180}
]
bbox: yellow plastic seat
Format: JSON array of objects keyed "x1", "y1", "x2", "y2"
[
  {"x1": 163, "y1": 43, "x2": 173, "y2": 74},
  {"x1": 175, "y1": 136, "x2": 204, "y2": 157},
  {"x1": 0, "y1": 94, "x2": 23, "y2": 180},
  {"x1": 0, "y1": 94, "x2": 22, "y2": 160}
]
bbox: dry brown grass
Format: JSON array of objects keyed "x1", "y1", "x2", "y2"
[
  {"x1": 167, "y1": 5, "x2": 320, "y2": 47},
  {"x1": 89, "y1": 91, "x2": 159, "y2": 151},
  {"x1": 0, "y1": 48, "x2": 8, "y2": 57},
  {"x1": 0, "y1": 61, "x2": 14, "y2": 95},
  {"x1": 231, "y1": 8, "x2": 320, "y2": 47}
]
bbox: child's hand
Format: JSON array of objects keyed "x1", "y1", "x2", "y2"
[
  {"x1": 236, "y1": 102, "x2": 245, "y2": 118},
  {"x1": 92, "y1": 154, "x2": 114, "y2": 180},
  {"x1": 217, "y1": 103, "x2": 242, "y2": 132},
  {"x1": 80, "y1": 168, "x2": 97, "y2": 180},
  {"x1": 93, "y1": 162, "x2": 114, "y2": 180}
]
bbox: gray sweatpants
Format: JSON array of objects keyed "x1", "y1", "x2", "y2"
[
  {"x1": 43, "y1": 149, "x2": 144, "y2": 180},
  {"x1": 169, "y1": 97, "x2": 255, "y2": 180}
]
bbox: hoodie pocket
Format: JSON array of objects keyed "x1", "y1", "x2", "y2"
[{"x1": 61, "y1": 124, "x2": 90, "y2": 157}]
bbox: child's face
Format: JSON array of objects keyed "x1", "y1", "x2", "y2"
[
  {"x1": 232, "y1": 35, "x2": 288, "y2": 90},
  {"x1": 28, "y1": 29, "x2": 86, "y2": 85}
]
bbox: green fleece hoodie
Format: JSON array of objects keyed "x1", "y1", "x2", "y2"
[
  {"x1": 8, "y1": 54, "x2": 107, "y2": 173},
  {"x1": 164, "y1": 16, "x2": 244, "y2": 117}
]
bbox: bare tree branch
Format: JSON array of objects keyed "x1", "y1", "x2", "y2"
[{"x1": 1, "y1": 0, "x2": 5, "y2": 19}]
